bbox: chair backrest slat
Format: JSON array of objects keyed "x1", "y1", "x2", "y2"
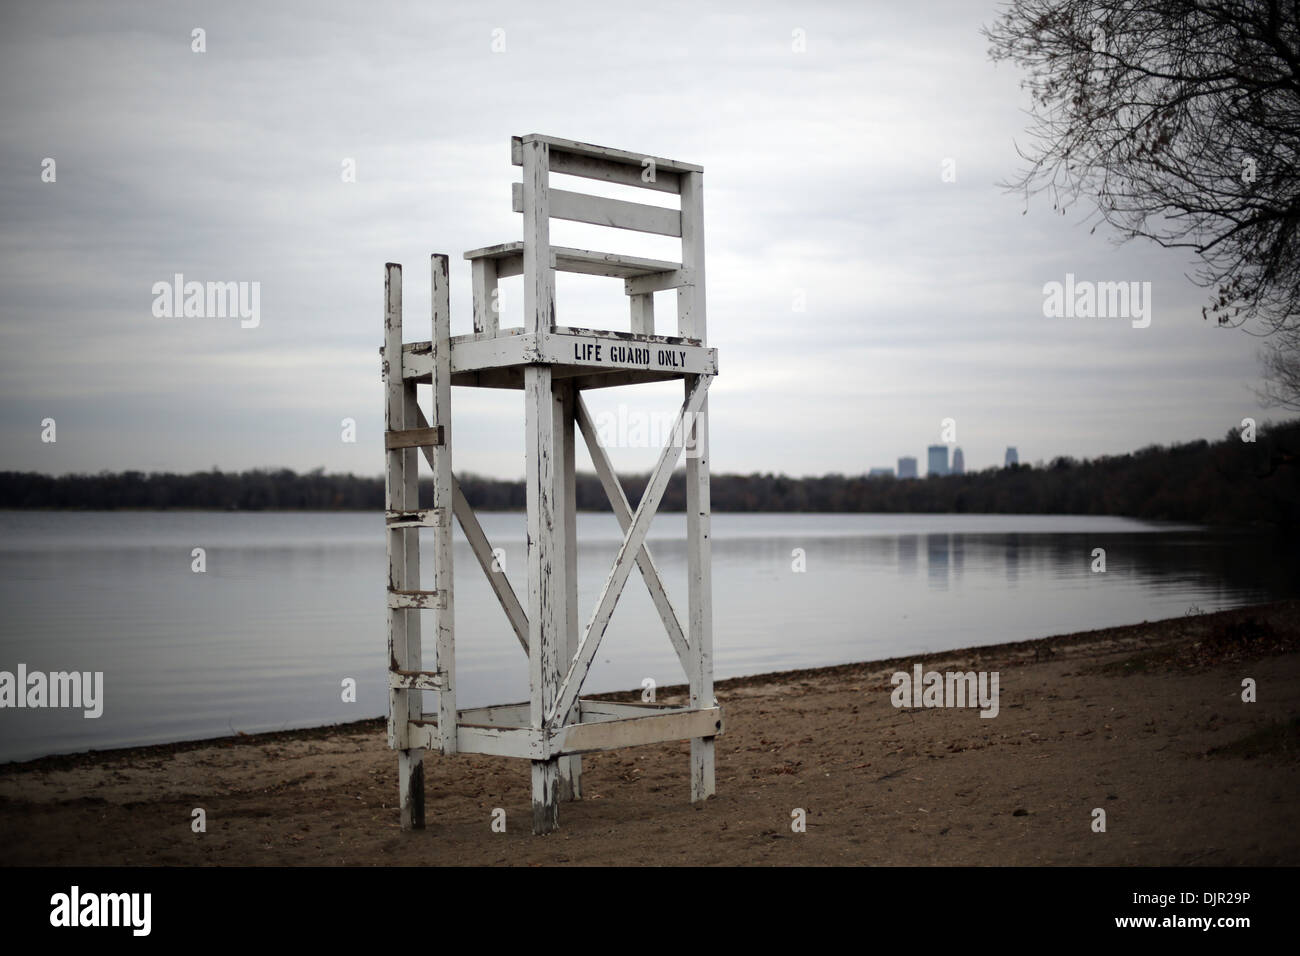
[{"x1": 511, "y1": 183, "x2": 681, "y2": 238}]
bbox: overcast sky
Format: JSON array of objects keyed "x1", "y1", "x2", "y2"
[{"x1": 0, "y1": 0, "x2": 1284, "y2": 481}]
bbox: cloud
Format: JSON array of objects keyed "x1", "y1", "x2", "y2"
[{"x1": 0, "y1": 0, "x2": 1280, "y2": 479}]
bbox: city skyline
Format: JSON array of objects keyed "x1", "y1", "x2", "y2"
[
  {"x1": 880, "y1": 443, "x2": 993, "y2": 478},
  {"x1": 928, "y1": 444, "x2": 950, "y2": 477}
]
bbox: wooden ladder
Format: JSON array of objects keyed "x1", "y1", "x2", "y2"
[{"x1": 382, "y1": 255, "x2": 456, "y2": 830}]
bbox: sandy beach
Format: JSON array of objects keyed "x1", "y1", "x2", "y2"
[{"x1": 1, "y1": 601, "x2": 1296, "y2": 866}]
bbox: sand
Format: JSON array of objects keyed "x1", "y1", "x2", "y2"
[{"x1": 1, "y1": 602, "x2": 1297, "y2": 866}]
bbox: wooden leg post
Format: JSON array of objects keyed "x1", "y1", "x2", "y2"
[
  {"x1": 385, "y1": 262, "x2": 425, "y2": 830},
  {"x1": 398, "y1": 748, "x2": 425, "y2": 830},
  {"x1": 526, "y1": 365, "x2": 562, "y2": 834},
  {"x1": 431, "y1": 254, "x2": 457, "y2": 755},
  {"x1": 557, "y1": 381, "x2": 582, "y2": 801},
  {"x1": 686, "y1": 380, "x2": 716, "y2": 803},
  {"x1": 678, "y1": 167, "x2": 715, "y2": 804},
  {"x1": 401, "y1": 382, "x2": 426, "y2": 826}
]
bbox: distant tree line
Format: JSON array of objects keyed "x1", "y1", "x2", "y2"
[{"x1": 2, "y1": 419, "x2": 1297, "y2": 528}]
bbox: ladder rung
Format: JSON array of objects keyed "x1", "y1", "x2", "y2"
[
  {"x1": 388, "y1": 589, "x2": 447, "y2": 610},
  {"x1": 385, "y1": 426, "x2": 443, "y2": 450},
  {"x1": 385, "y1": 508, "x2": 449, "y2": 529},
  {"x1": 389, "y1": 669, "x2": 447, "y2": 691}
]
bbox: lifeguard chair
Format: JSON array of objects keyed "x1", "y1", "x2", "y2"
[{"x1": 381, "y1": 134, "x2": 721, "y2": 835}]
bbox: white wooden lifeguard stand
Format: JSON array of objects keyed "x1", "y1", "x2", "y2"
[{"x1": 381, "y1": 134, "x2": 721, "y2": 835}]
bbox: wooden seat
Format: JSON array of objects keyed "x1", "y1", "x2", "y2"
[
  {"x1": 464, "y1": 242, "x2": 681, "y2": 280},
  {"x1": 463, "y1": 134, "x2": 706, "y2": 343}
]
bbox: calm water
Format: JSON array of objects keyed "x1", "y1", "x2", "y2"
[{"x1": 0, "y1": 510, "x2": 1295, "y2": 762}]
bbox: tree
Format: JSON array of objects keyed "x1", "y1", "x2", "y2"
[
  {"x1": 984, "y1": 1, "x2": 1300, "y2": 404},
  {"x1": 1260, "y1": 322, "x2": 1300, "y2": 409}
]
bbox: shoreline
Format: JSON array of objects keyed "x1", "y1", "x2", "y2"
[
  {"x1": 0, "y1": 602, "x2": 1271, "y2": 773},
  {"x1": 1, "y1": 600, "x2": 1296, "y2": 865},
  {"x1": 0, "y1": 507, "x2": 1285, "y2": 533}
]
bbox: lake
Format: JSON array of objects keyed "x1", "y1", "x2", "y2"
[{"x1": 0, "y1": 510, "x2": 1295, "y2": 762}]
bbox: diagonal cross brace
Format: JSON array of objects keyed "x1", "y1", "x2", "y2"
[
  {"x1": 548, "y1": 374, "x2": 712, "y2": 726},
  {"x1": 414, "y1": 405, "x2": 530, "y2": 653},
  {"x1": 453, "y1": 480, "x2": 529, "y2": 653},
  {"x1": 575, "y1": 394, "x2": 690, "y2": 672}
]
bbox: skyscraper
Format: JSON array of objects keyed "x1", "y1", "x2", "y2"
[
  {"x1": 927, "y1": 445, "x2": 949, "y2": 477},
  {"x1": 951, "y1": 447, "x2": 965, "y2": 475},
  {"x1": 1005, "y1": 446, "x2": 1019, "y2": 467},
  {"x1": 897, "y1": 456, "x2": 918, "y2": 479}
]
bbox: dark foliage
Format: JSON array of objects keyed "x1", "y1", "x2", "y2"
[{"x1": 2, "y1": 420, "x2": 1297, "y2": 527}]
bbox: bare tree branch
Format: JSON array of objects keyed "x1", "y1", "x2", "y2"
[{"x1": 985, "y1": 1, "x2": 1300, "y2": 406}]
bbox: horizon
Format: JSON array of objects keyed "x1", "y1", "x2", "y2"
[{"x1": 7, "y1": 412, "x2": 1282, "y2": 483}]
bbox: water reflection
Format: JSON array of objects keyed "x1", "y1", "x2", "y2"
[
  {"x1": 927, "y1": 533, "x2": 950, "y2": 589},
  {"x1": 897, "y1": 534, "x2": 918, "y2": 576}
]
